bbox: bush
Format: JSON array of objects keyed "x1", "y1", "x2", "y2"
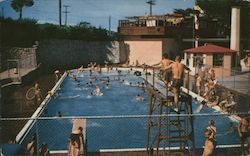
[{"x1": 0, "y1": 18, "x2": 118, "y2": 47}]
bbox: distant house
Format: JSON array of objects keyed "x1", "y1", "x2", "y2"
[{"x1": 184, "y1": 44, "x2": 236, "y2": 77}]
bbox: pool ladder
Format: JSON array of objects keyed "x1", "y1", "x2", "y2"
[{"x1": 145, "y1": 66, "x2": 195, "y2": 156}]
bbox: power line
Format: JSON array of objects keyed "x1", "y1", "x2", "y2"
[
  {"x1": 63, "y1": 5, "x2": 70, "y2": 26},
  {"x1": 84, "y1": 0, "x2": 105, "y2": 11}
]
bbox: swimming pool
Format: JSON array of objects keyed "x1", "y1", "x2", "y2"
[{"x1": 20, "y1": 68, "x2": 240, "y2": 152}]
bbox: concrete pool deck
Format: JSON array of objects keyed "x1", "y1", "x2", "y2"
[{"x1": 0, "y1": 67, "x2": 39, "y2": 88}]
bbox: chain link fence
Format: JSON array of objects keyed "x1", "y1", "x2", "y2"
[
  {"x1": 198, "y1": 65, "x2": 250, "y2": 95},
  {"x1": 217, "y1": 68, "x2": 250, "y2": 95},
  {"x1": 1, "y1": 113, "x2": 245, "y2": 155}
]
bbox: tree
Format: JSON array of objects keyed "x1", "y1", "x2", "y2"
[
  {"x1": 196, "y1": 0, "x2": 249, "y2": 37},
  {"x1": 173, "y1": 8, "x2": 193, "y2": 16},
  {"x1": 11, "y1": 0, "x2": 34, "y2": 19}
]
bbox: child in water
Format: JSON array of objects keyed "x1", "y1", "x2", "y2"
[{"x1": 95, "y1": 85, "x2": 103, "y2": 96}]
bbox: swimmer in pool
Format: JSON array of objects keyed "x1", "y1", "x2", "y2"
[
  {"x1": 136, "y1": 94, "x2": 143, "y2": 102},
  {"x1": 56, "y1": 111, "x2": 62, "y2": 117},
  {"x1": 105, "y1": 83, "x2": 110, "y2": 89},
  {"x1": 107, "y1": 78, "x2": 111, "y2": 85},
  {"x1": 95, "y1": 85, "x2": 103, "y2": 96},
  {"x1": 100, "y1": 79, "x2": 105, "y2": 84}
]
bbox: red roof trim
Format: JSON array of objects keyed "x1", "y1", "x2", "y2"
[{"x1": 184, "y1": 44, "x2": 236, "y2": 54}]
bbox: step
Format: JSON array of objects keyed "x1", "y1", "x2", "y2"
[
  {"x1": 169, "y1": 138, "x2": 188, "y2": 143},
  {"x1": 169, "y1": 129, "x2": 186, "y2": 133},
  {"x1": 169, "y1": 119, "x2": 185, "y2": 123}
]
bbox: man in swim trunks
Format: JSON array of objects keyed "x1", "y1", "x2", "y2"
[
  {"x1": 152, "y1": 53, "x2": 173, "y2": 84},
  {"x1": 238, "y1": 115, "x2": 250, "y2": 155},
  {"x1": 164, "y1": 56, "x2": 191, "y2": 112}
]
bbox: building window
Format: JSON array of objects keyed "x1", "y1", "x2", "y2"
[{"x1": 213, "y1": 53, "x2": 224, "y2": 67}]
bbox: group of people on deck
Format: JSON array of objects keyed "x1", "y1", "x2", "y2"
[
  {"x1": 194, "y1": 67, "x2": 237, "y2": 113},
  {"x1": 26, "y1": 133, "x2": 50, "y2": 156}
]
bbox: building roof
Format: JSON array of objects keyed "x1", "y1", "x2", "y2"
[{"x1": 184, "y1": 44, "x2": 237, "y2": 54}]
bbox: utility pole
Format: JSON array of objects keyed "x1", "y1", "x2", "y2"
[
  {"x1": 193, "y1": 2, "x2": 204, "y2": 48},
  {"x1": 146, "y1": 0, "x2": 156, "y2": 16},
  {"x1": 63, "y1": 5, "x2": 70, "y2": 26},
  {"x1": 59, "y1": 0, "x2": 62, "y2": 26},
  {"x1": 1, "y1": 7, "x2": 4, "y2": 19},
  {"x1": 109, "y1": 16, "x2": 111, "y2": 36}
]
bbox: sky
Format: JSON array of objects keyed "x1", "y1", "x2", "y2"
[{"x1": 0, "y1": 0, "x2": 195, "y2": 31}]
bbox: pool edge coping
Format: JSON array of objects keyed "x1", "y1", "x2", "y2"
[{"x1": 15, "y1": 71, "x2": 67, "y2": 143}]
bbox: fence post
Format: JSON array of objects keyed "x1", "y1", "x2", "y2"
[
  {"x1": 221, "y1": 67, "x2": 224, "y2": 85},
  {"x1": 249, "y1": 65, "x2": 250, "y2": 94},
  {"x1": 146, "y1": 65, "x2": 148, "y2": 87},
  {"x1": 35, "y1": 118, "x2": 39, "y2": 156},
  {"x1": 18, "y1": 60, "x2": 21, "y2": 81},
  {"x1": 233, "y1": 70, "x2": 236, "y2": 90},
  {"x1": 152, "y1": 68, "x2": 155, "y2": 89}
]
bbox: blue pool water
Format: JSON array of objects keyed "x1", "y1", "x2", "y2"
[{"x1": 22, "y1": 69, "x2": 240, "y2": 151}]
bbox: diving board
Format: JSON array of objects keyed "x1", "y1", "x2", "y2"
[{"x1": 72, "y1": 118, "x2": 86, "y2": 137}]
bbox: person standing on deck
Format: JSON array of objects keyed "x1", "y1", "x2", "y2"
[
  {"x1": 78, "y1": 127, "x2": 85, "y2": 155},
  {"x1": 27, "y1": 133, "x2": 37, "y2": 156},
  {"x1": 164, "y1": 56, "x2": 191, "y2": 112},
  {"x1": 207, "y1": 120, "x2": 217, "y2": 141},
  {"x1": 54, "y1": 70, "x2": 61, "y2": 84},
  {"x1": 202, "y1": 129, "x2": 215, "y2": 156},
  {"x1": 202, "y1": 120, "x2": 217, "y2": 156},
  {"x1": 152, "y1": 53, "x2": 174, "y2": 84},
  {"x1": 195, "y1": 73, "x2": 202, "y2": 95},
  {"x1": 238, "y1": 115, "x2": 250, "y2": 155},
  {"x1": 68, "y1": 127, "x2": 85, "y2": 156},
  {"x1": 39, "y1": 142, "x2": 50, "y2": 156},
  {"x1": 34, "y1": 82, "x2": 42, "y2": 105}
]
